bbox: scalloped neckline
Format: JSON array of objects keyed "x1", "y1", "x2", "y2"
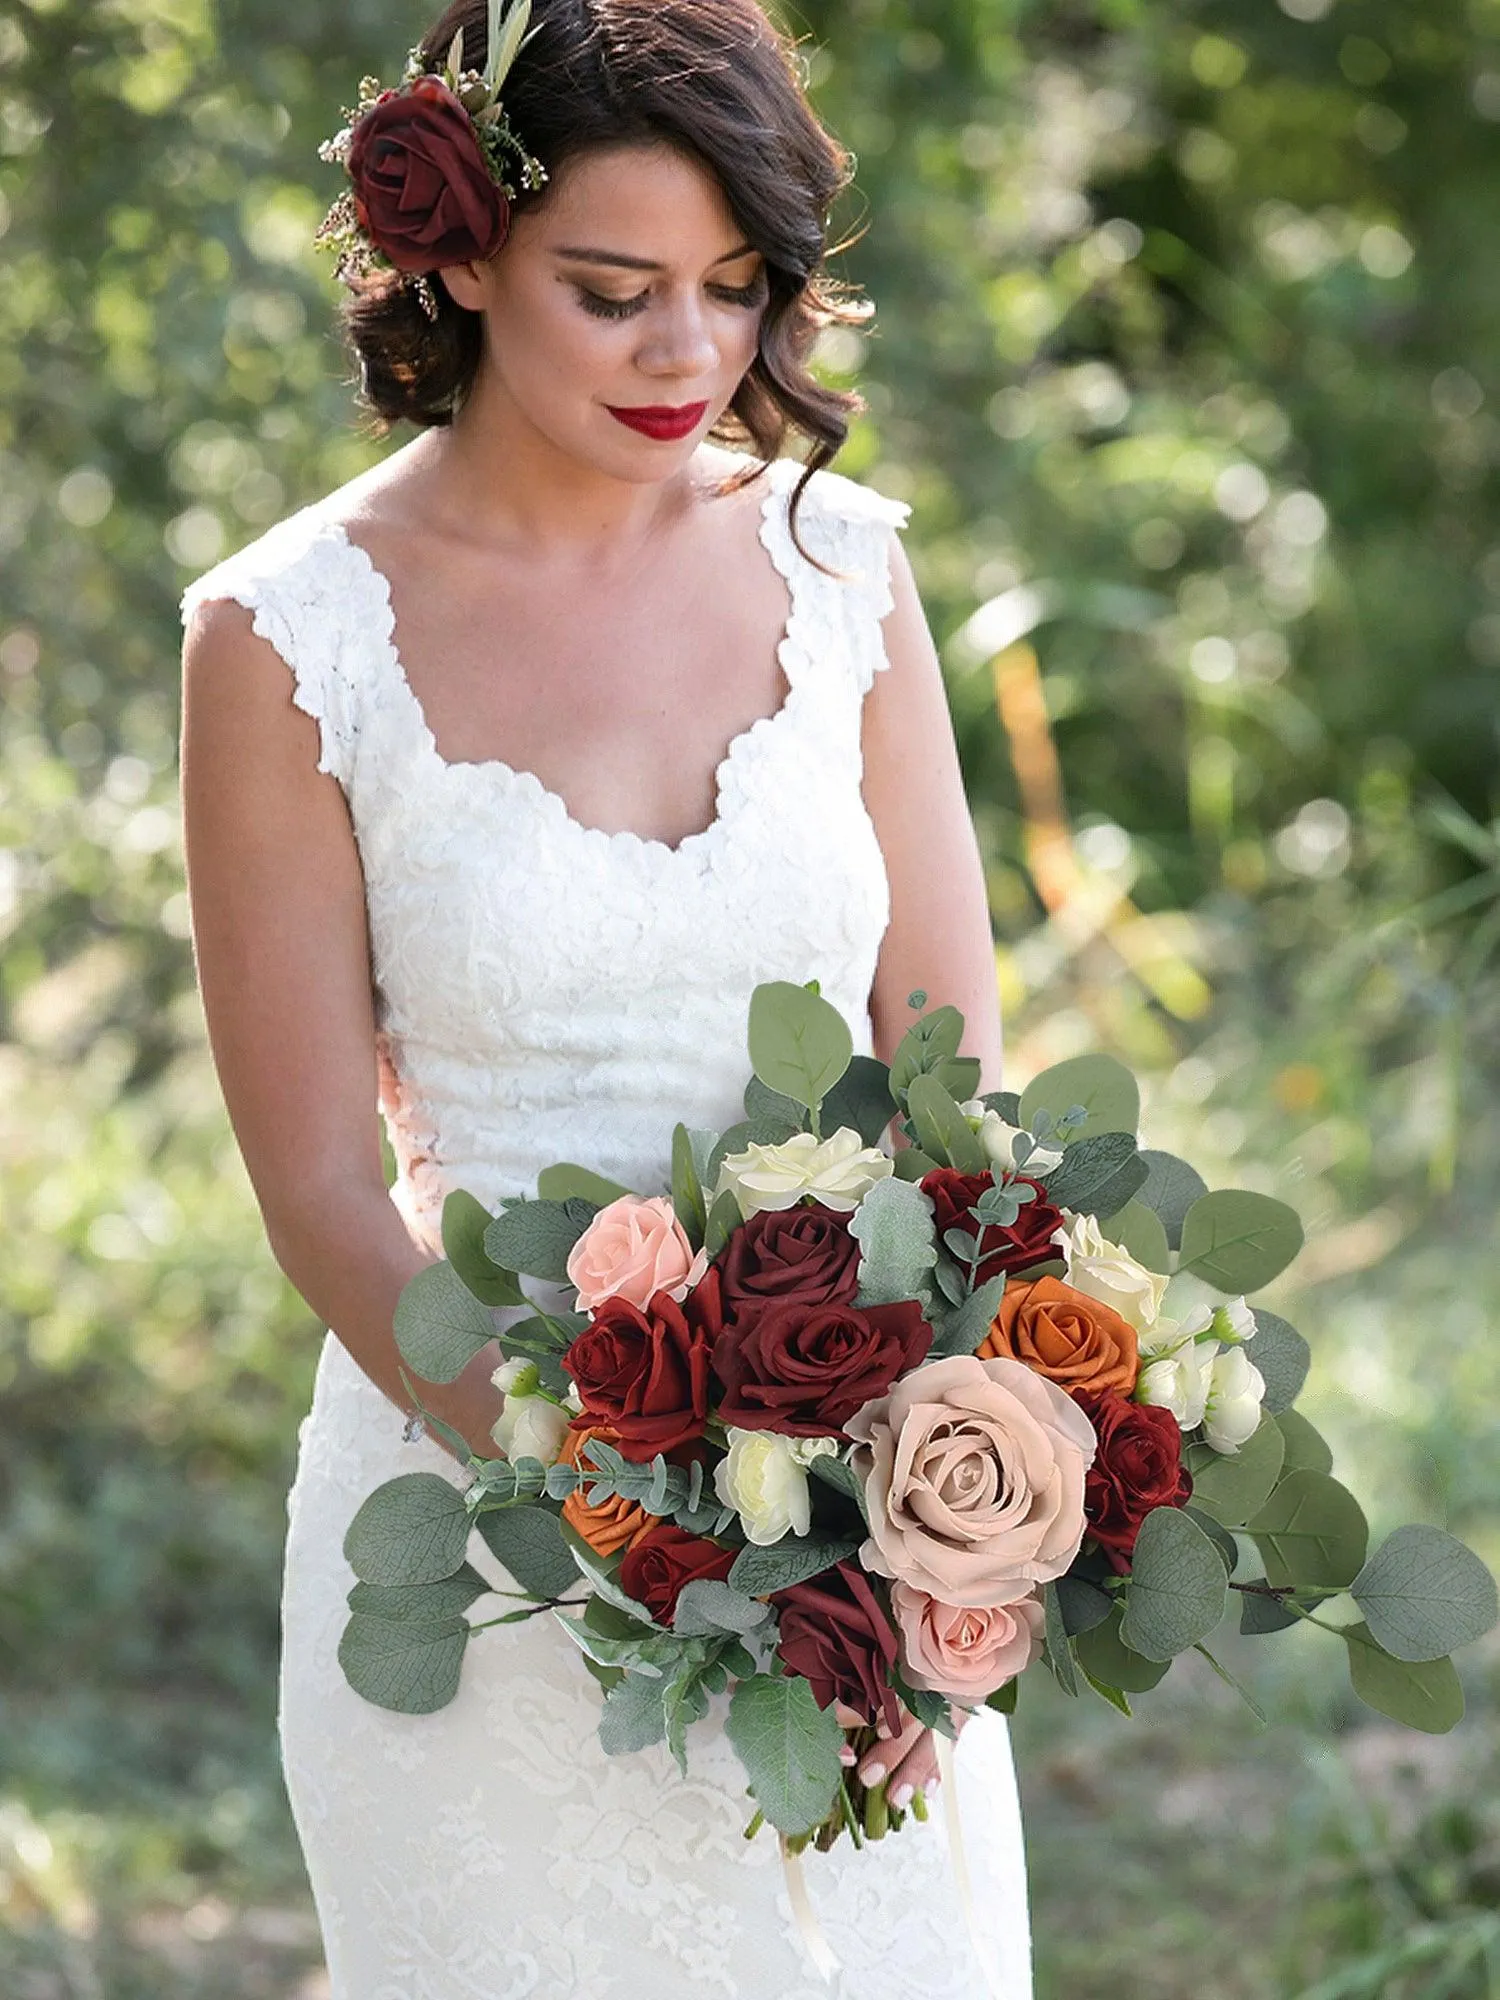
[{"x1": 330, "y1": 457, "x2": 806, "y2": 864}]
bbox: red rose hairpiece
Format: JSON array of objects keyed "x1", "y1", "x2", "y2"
[{"x1": 314, "y1": 0, "x2": 547, "y2": 303}]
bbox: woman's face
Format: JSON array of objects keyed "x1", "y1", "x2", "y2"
[{"x1": 442, "y1": 140, "x2": 771, "y2": 478}]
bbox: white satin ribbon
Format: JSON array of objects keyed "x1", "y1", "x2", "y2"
[{"x1": 779, "y1": 1734, "x2": 1006, "y2": 1997}]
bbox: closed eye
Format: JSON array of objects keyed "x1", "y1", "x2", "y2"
[{"x1": 574, "y1": 273, "x2": 769, "y2": 321}]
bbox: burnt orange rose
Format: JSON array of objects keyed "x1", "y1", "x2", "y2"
[
  {"x1": 558, "y1": 1422, "x2": 654, "y2": 1558},
  {"x1": 977, "y1": 1274, "x2": 1138, "y2": 1396}
]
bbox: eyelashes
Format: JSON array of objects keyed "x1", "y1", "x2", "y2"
[{"x1": 574, "y1": 276, "x2": 769, "y2": 321}]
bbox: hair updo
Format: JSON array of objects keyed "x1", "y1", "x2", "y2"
[{"x1": 339, "y1": 0, "x2": 870, "y2": 503}]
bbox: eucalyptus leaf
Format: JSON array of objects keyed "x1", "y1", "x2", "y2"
[
  {"x1": 346, "y1": 1564, "x2": 492, "y2": 1623},
  {"x1": 339, "y1": 1610, "x2": 468, "y2": 1714},
  {"x1": 725, "y1": 1673, "x2": 845, "y2": 1834},
  {"x1": 1237, "y1": 1580, "x2": 1302, "y2": 1635},
  {"x1": 1251, "y1": 1311, "x2": 1312, "y2": 1415},
  {"x1": 1183, "y1": 1413, "x2": 1286, "y2": 1528},
  {"x1": 1274, "y1": 1407, "x2": 1333, "y2": 1476},
  {"x1": 1177, "y1": 1189, "x2": 1305, "y2": 1293},
  {"x1": 1119, "y1": 1506, "x2": 1229, "y2": 1661},
  {"x1": 744, "y1": 1075, "x2": 806, "y2": 1130},
  {"x1": 1042, "y1": 1582, "x2": 1078, "y2": 1696},
  {"x1": 671, "y1": 1122, "x2": 707, "y2": 1249},
  {"x1": 1098, "y1": 1197, "x2": 1171, "y2": 1275},
  {"x1": 907, "y1": 1072, "x2": 987, "y2": 1173},
  {"x1": 1053, "y1": 1573, "x2": 1114, "y2": 1637},
  {"x1": 393, "y1": 1260, "x2": 500, "y2": 1386},
  {"x1": 597, "y1": 1669, "x2": 669, "y2": 1753},
  {"x1": 888, "y1": 1004, "x2": 966, "y2": 1107},
  {"x1": 1350, "y1": 1525, "x2": 1499, "y2": 1663},
  {"x1": 672, "y1": 1578, "x2": 771, "y2": 1638},
  {"x1": 1020, "y1": 1053, "x2": 1139, "y2": 1141},
  {"x1": 926, "y1": 1274, "x2": 1006, "y2": 1361},
  {"x1": 747, "y1": 980, "x2": 854, "y2": 1111},
  {"x1": 475, "y1": 1504, "x2": 578, "y2": 1600},
  {"x1": 484, "y1": 1199, "x2": 591, "y2": 1283},
  {"x1": 1344, "y1": 1622, "x2": 1465, "y2": 1733},
  {"x1": 1133, "y1": 1150, "x2": 1209, "y2": 1251},
  {"x1": 1043, "y1": 1131, "x2": 1142, "y2": 1212},
  {"x1": 1084, "y1": 1153, "x2": 1150, "y2": 1222},
  {"x1": 536, "y1": 1163, "x2": 634, "y2": 1207},
  {"x1": 806, "y1": 1452, "x2": 869, "y2": 1524},
  {"x1": 558, "y1": 1518, "x2": 662, "y2": 1625},
  {"x1": 892, "y1": 1146, "x2": 941, "y2": 1182},
  {"x1": 848, "y1": 1176, "x2": 938, "y2": 1307},
  {"x1": 441, "y1": 1188, "x2": 527, "y2": 1307},
  {"x1": 703, "y1": 1186, "x2": 744, "y2": 1258},
  {"x1": 1247, "y1": 1471, "x2": 1368, "y2": 1592},
  {"x1": 1182, "y1": 1506, "x2": 1239, "y2": 1574},
  {"x1": 728, "y1": 1533, "x2": 863, "y2": 1598},
  {"x1": 343, "y1": 1472, "x2": 472, "y2": 1587},
  {"x1": 981, "y1": 1090, "x2": 1022, "y2": 1125},
  {"x1": 821, "y1": 1055, "x2": 898, "y2": 1147},
  {"x1": 1073, "y1": 1607, "x2": 1170, "y2": 1691}
]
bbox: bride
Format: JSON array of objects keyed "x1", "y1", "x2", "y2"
[{"x1": 178, "y1": 0, "x2": 1031, "y2": 1992}]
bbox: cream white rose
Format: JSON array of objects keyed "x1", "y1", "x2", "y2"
[
  {"x1": 959, "y1": 1101, "x2": 1065, "y2": 1176},
  {"x1": 1050, "y1": 1212, "x2": 1170, "y2": 1334},
  {"x1": 713, "y1": 1427, "x2": 838, "y2": 1544},
  {"x1": 1134, "y1": 1304, "x2": 1216, "y2": 1430},
  {"x1": 712, "y1": 1125, "x2": 893, "y2": 1220},
  {"x1": 1202, "y1": 1344, "x2": 1267, "y2": 1454},
  {"x1": 490, "y1": 1393, "x2": 572, "y2": 1466}
]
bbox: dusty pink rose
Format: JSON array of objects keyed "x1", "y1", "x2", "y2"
[
  {"x1": 891, "y1": 1580, "x2": 1046, "y2": 1702},
  {"x1": 845, "y1": 1353, "x2": 1095, "y2": 1607},
  {"x1": 566, "y1": 1195, "x2": 709, "y2": 1312}
]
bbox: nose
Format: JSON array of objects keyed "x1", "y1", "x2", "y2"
[{"x1": 636, "y1": 288, "x2": 720, "y2": 382}]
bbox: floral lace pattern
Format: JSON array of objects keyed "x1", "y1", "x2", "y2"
[{"x1": 181, "y1": 445, "x2": 1033, "y2": 1998}]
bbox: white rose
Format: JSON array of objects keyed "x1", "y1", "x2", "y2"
[
  {"x1": 712, "y1": 1125, "x2": 893, "y2": 1221},
  {"x1": 1134, "y1": 1306, "x2": 1216, "y2": 1430},
  {"x1": 959, "y1": 1101, "x2": 1066, "y2": 1176},
  {"x1": 490, "y1": 1394, "x2": 572, "y2": 1466},
  {"x1": 713, "y1": 1428, "x2": 838, "y2": 1545},
  {"x1": 1201, "y1": 1345, "x2": 1267, "y2": 1455},
  {"x1": 1050, "y1": 1212, "x2": 1170, "y2": 1334}
]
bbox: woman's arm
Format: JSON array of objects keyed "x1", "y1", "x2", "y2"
[
  {"x1": 179, "y1": 597, "x2": 502, "y2": 1460},
  {"x1": 862, "y1": 533, "x2": 1003, "y2": 1095}
]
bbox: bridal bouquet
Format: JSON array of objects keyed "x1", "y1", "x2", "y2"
[{"x1": 338, "y1": 981, "x2": 1497, "y2": 1857}]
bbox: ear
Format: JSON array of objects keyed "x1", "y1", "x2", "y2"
[{"x1": 437, "y1": 260, "x2": 489, "y2": 312}]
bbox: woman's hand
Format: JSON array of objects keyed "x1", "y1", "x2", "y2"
[
  {"x1": 420, "y1": 1338, "x2": 507, "y2": 1463},
  {"x1": 831, "y1": 1697, "x2": 973, "y2": 1807}
]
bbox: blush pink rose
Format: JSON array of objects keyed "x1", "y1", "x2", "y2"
[
  {"x1": 566, "y1": 1195, "x2": 710, "y2": 1313},
  {"x1": 845, "y1": 1353, "x2": 1095, "y2": 1607},
  {"x1": 891, "y1": 1579, "x2": 1046, "y2": 1702}
]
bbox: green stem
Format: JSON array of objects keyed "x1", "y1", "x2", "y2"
[
  {"x1": 467, "y1": 1593, "x2": 589, "y2": 1633},
  {"x1": 742, "y1": 1809, "x2": 765, "y2": 1842}
]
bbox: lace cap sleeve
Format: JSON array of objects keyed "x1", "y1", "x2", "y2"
[
  {"x1": 178, "y1": 508, "x2": 359, "y2": 793},
  {"x1": 794, "y1": 464, "x2": 913, "y2": 696}
]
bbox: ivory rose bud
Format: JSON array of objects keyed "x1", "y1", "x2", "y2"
[
  {"x1": 1202, "y1": 1344, "x2": 1267, "y2": 1454},
  {"x1": 490, "y1": 1392, "x2": 571, "y2": 1467},
  {"x1": 713, "y1": 1428, "x2": 838, "y2": 1545},
  {"x1": 845, "y1": 1353, "x2": 1096, "y2": 1607},
  {"x1": 891, "y1": 1580, "x2": 1046, "y2": 1702},
  {"x1": 1134, "y1": 1304, "x2": 1216, "y2": 1430},
  {"x1": 712, "y1": 1126, "x2": 893, "y2": 1221},
  {"x1": 566, "y1": 1194, "x2": 709, "y2": 1313},
  {"x1": 958, "y1": 1101, "x2": 1065, "y2": 1177},
  {"x1": 1050, "y1": 1213, "x2": 1170, "y2": 1335}
]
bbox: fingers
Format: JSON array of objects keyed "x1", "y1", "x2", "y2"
[
  {"x1": 886, "y1": 1728, "x2": 940, "y2": 1808},
  {"x1": 857, "y1": 1710, "x2": 922, "y2": 1789}
]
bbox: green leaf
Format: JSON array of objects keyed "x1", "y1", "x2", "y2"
[
  {"x1": 346, "y1": 1563, "x2": 492, "y2": 1623},
  {"x1": 1042, "y1": 1582, "x2": 1078, "y2": 1695},
  {"x1": 906, "y1": 1072, "x2": 987, "y2": 1173},
  {"x1": 744, "y1": 1075, "x2": 806, "y2": 1131},
  {"x1": 1183, "y1": 1506, "x2": 1239, "y2": 1574},
  {"x1": 597, "y1": 1669, "x2": 669, "y2": 1752},
  {"x1": 536, "y1": 1163, "x2": 634, "y2": 1206},
  {"x1": 557, "y1": 1518, "x2": 661, "y2": 1625},
  {"x1": 981, "y1": 1090, "x2": 1022, "y2": 1125},
  {"x1": 484, "y1": 1199, "x2": 591, "y2": 1282},
  {"x1": 1077, "y1": 1666, "x2": 1133, "y2": 1716},
  {"x1": 672, "y1": 1578, "x2": 772, "y2": 1638},
  {"x1": 725, "y1": 1673, "x2": 845, "y2": 1834},
  {"x1": 1183, "y1": 1412, "x2": 1286, "y2": 1528},
  {"x1": 1350, "y1": 1525, "x2": 1499, "y2": 1663},
  {"x1": 1119, "y1": 1505, "x2": 1229, "y2": 1660},
  {"x1": 821, "y1": 1055, "x2": 898, "y2": 1147},
  {"x1": 393, "y1": 1260, "x2": 499, "y2": 1385},
  {"x1": 475, "y1": 1504, "x2": 578, "y2": 1600},
  {"x1": 1133, "y1": 1151, "x2": 1209, "y2": 1251},
  {"x1": 1193, "y1": 1643, "x2": 1267, "y2": 1725},
  {"x1": 1250, "y1": 1310, "x2": 1311, "y2": 1414},
  {"x1": 849, "y1": 1177, "x2": 938, "y2": 1307},
  {"x1": 1073, "y1": 1606, "x2": 1170, "y2": 1691},
  {"x1": 892, "y1": 1145, "x2": 941, "y2": 1182},
  {"x1": 985, "y1": 1677, "x2": 1020, "y2": 1714},
  {"x1": 888, "y1": 1005, "x2": 966, "y2": 1108},
  {"x1": 806, "y1": 1452, "x2": 869, "y2": 1523},
  {"x1": 1053, "y1": 1573, "x2": 1114, "y2": 1636},
  {"x1": 926, "y1": 1275, "x2": 1006, "y2": 1361},
  {"x1": 703, "y1": 1186, "x2": 744, "y2": 1258},
  {"x1": 727, "y1": 1533, "x2": 863, "y2": 1598},
  {"x1": 1247, "y1": 1471, "x2": 1368, "y2": 1592},
  {"x1": 1042, "y1": 1131, "x2": 1142, "y2": 1212},
  {"x1": 343, "y1": 1472, "x2": 472, "y2": 1587},
  {"x1": 1274, "y1": 1407, "x2": 1333, "y2": 1476},
  {"x1": 671, "y1": 1122, "x2": 707, "y2": 1249},
  {"x1": 747, "y1": 980, "x2": 854, "y2": 1112},
  {"x1": 1098, "y1": 1197, "x2": 1171, "y2": 1274},
  {"x1": 441, "y1": 1189, "x2": 527, "y2": 1307},
  {"x1": 1237, "y1": 1581, "x2": 1302, "y2": 1635},
  {"x1": 1343, "y1": 1622, "x2": 1465, "y2": 1733},
  {"x1": 1177, "y1": 1189, "x2": 1304, "y2": 1293},
  {"x1": 338, "y1": 1610, "x2": 468, "y2": 1714},
  {"x1": 1020, "y1": 1053, "x2": 1139, "y2": 1141}
]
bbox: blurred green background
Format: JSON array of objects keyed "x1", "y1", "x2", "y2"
[{"x1": 2, "y1": 0, "x2": 1498, "y2": 1992}]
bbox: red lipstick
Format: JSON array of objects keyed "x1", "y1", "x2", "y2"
[{"x1": 604, "y1": 400, "x2": 710, "y2": 441}]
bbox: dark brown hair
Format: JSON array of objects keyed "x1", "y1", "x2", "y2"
[{"x1": 338, "y1": 0, "x2": 870, "y2": 543}]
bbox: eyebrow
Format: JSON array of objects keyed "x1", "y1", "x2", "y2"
[{"x1": 552, "y1": 242, "x2": 758, "y2": 271}]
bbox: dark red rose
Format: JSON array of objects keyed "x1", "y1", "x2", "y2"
[
  {"x1": 712, "y1": 1294, "x2": 932, "y2": 1437},
  {"x1": 921, "y1": 1167, "x2": 1067, "y2": 1286},
  {"x1": 1076, "y1": 1388, "x2": 1193, "y2": 1574},
  {"x1": 563, "y1": 1268, "x2": 720, "y2": 1463},
  {"x1": 618, "y1": 1522, "x2": 737, "y2": 1626},
  {"x1": 718, "y1": 1202, "x2": 861, "y2": 1327},
  {"x1": 346, "y1": 75, "x2": 509, "y2": 274},
  {"x1": 773, "y1": 1560, "x2": 903, "y2": 1735}
]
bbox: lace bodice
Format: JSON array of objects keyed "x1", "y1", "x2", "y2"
[{"x1": 181, "y1": 444, "x2": 911, "y2": 1246}]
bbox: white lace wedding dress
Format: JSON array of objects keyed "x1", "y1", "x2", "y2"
[{"x1": 181, "y1": 442, "x2": 1033, "y2": 1999}]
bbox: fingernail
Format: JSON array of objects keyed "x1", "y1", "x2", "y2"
[
  {"x1": 891, "y1": 1783, "x2": 913, "y2": 1808},
  {"x1": 863, "y1": 1761, "x2": 886, "y2": 1785},
  {"x1": 839, "y1": 1745, "x2": 856, "y2": 1766}
]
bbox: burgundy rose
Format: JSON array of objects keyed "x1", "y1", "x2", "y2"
[
  {"x1": 347, "y1": 75, "x2": 510, "y2": 274},
  {"x1": 718, "y1": 1202, "x2": 861, "y2": 1327},
  {"x1": 563, "y1": 1267, "x2": 721, "y2": 1463},
  {"x1": 712, "y1": 1295, "x2": 932, "y2": 1437},
  {"x1": 773, "y1": 1559, "x2": 903, "y2": 1736},
  {"x1": 922, "y1": 1167, "x2": 1066, "y2": 1286},
  {"x1": 1075, "y1": 1388, "x2": 1192, "y2": 1574},
  {"x1": 618, "y1": 1522, "x2": 737, "y2": 1627}
]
